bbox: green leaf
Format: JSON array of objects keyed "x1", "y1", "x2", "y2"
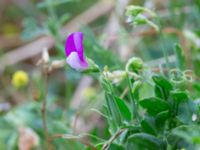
[
  {"x1": 96, "y1": 143, "x2": 125, "y2": 150},
  {"x1": 21, "y1": 17, "x2": 45, "y2": 40},
  {"x1": 155, "y1": 111, "x2": 170, "y2": 128},
  {"x1": 171, "y1": 90, "x2": 188, "y2": 104},
  {"x1": 108, "y1": 143, "x2": 125, "y2": 150},
  {"x1": 128, "y1": 133, "x2": 164, "y2": 150},
  {"x1": 139, "y1": 82, "x2": 155, "y2": 100},
  {"x1": 141, "y1": 119, "x2": 157, "y2": 135},
  {"x1": 174, "y1": 44, "x2": 186, "y2": 70},
  {"x1": 115, "y1": 97, "x2": 131, "y2": 121},
  {"x1": 177, "y1": 100, "x2": 197, "y2": 124},
  {"x1": 105, "y1": 93, "x2": 122, "y2": 126},
  {"x1": 140, "y1": 97, "x2": 170, "y2": 116},
  {"x1": 171, "y1": 125, "x2": 200, "y2": 145},
  {"x1": 152, "y1": 75, "x2": 173, "y2": 91},
  {"x1": 155, "y1": 85, "x2": 164, "y2": 99}
]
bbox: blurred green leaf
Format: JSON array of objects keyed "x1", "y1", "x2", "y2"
[
  {"x1": 152, "y1": 75, "x2": 173, "y2": 91},
  {"x1": 128, "y1": 133, "x2": 164, "y2": 150},
  {"x1": 108, "y1": 143, "x2": 125, "y2": 150},
  {"x1": 171, "y1": 125, "x2": 200, "y2": 146},
  {"x1": 105, "y1": 93, "x2": 122, "y2": 127},
  {"x1": 171, "y1": 90, "x2": 188, "y2": 104},
  {"x1": 141, "y1": 119, "x2": 157, "y2": 135},
  {"x1": 177, "y1": 100, "x2": 197, "y2": 124},
  {"x1": 155, "y1": 110, "x2": 170, "y2": 128},
  {"x1": 140, "y1": 97, "x2": 170, "y2": 116},
  {"x1": 21, "y1": 17, "x2": 45, "y2": 40}
]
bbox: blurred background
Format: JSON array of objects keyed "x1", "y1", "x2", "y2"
[{"x1": 0, "y1": 0, "x2": 200, "y2": 149}]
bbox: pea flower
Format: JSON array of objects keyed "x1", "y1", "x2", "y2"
[
  {"x1": 12, "y1": 70, "x2": 29, "y2": 88},
  {"x1": 65, "y1": 32, "x2": 88, "y2": 70}
]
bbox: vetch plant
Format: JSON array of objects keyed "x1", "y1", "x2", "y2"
[
  {"x1": 96, "y1": 59, "x2": 199, "y2": 150},
  {"x1": 36, "y1": 30, "x2": 200, "y2": 150},
  {"x1": 34, "y1": 6, "x2": 200, "y2": 150}
]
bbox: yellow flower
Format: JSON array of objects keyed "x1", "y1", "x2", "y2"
[{"x1": 12, "y1": 70, "x2": 29, "y2": 88}]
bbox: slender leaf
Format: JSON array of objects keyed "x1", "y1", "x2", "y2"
[{"x1": 174, "y1": 44, "x2": 186, "y2": 70}]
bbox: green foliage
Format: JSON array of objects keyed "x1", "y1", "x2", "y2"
[
  {"x1": 128, "y1": 133, "x2": 165, "y2": 150},
  {"x1": 97, "y1": 56, "x2": 199, "y2": 150},
  {"x1": 140, "y1": 97, "x2": 170, "y2": 116}
]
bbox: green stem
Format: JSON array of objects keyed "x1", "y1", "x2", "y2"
[
  {"x1": 126, "y1": 73, "x2": 140, "y2": 123},
  {"x1": 156, "y1": 15, "x2": 170, "y2": 75},
  {"x1": 46, "y1": 0, "x2": 61, "y2": 42}
]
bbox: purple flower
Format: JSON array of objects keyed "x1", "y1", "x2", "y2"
[{"x1": 65, "y1": 32, "x2": 88, "y2": 70}]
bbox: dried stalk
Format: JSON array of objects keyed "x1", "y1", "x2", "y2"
[
  {"x1": 102, "y1": 128, "x2": 126, "y2": 150},
  {"x1": 50, "y1": 134, "x2": 97, "y2": 150},
  {"x1": 41, "y1": 69, "x2": 51, "y2": 150}
]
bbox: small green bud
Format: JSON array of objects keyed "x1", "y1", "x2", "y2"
[
  {"x1": 82, "y1": 58, "x2": 100, "y2": 73},
  {"x1": 126, "y1": 57, "x2": 143, "y2": 73}
]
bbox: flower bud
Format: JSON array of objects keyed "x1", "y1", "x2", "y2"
[
  {"x1": 126, "y1": 57, "x2": 143, "y2": 73},
  {"x1": 81, "y1": 58, "x2": 100, "y2": 73}
]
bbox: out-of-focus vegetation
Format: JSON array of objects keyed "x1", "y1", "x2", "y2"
[{"x1": 1, "y1": 0, "x2": 200, "y2": 150}]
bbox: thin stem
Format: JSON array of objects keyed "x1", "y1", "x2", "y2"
[
  {"x1": 126, "y1": 73, "x2": 140, "y2": 123},
  {"x1": 50, "y1": 134, "x2": 98, "y2": 150},
  {"x1": 120, "y1": 86, "x2": 129, "y2": 99},
  {"x1": 46, "y1": 0, "x2": 62, "y2": 43},
  {"x1": 102, "y1": 128, "x2": 126, "y2": 150},
  {"x1": 72, "y1": 112, "x2": 80, "y2": 134},
  {"x1": 155, "y1": 15, "x2": 170, "y2": 75}
]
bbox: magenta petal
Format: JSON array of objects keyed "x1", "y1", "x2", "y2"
[
  {"x1": 66, "y1": 52, "x2": 88, "y2": 70},
  {"x1": 65, "y1": 32, "x2": 84, "y2": 61},
  {"x1": 65, "y1": 32, "x2": 89, "y2": 70}
]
